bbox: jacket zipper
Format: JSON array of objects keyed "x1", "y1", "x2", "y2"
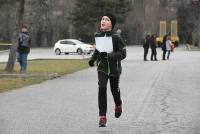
[
  {"x1": 107, "y1": 59, "x2": 110, "y2": 75},
  {"x1": 117, "y1": 59, "x2": 119, "y2": 71},
  {"x1": 97, "y1": 60, "x2": 101, "y2": 67}
]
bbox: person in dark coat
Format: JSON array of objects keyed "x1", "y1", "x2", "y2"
[
  {"x1": 150, "y1": 34, "x2": 157, "y2": 61},
  {"x1": 88, "y1": 13, "x2": 126, "y2": 127},
  {"x1": 17, "y1": 25, "x2": 31, "y2": 73},
  {"x1": 162, "y1": 34, "x2": 168, "y2": 60},
  {"x1": 116, "y1": 28, "x2": 127, "y2": 44},
  {"x1": 143, "y1": 34, "x2": 151, "y2": 61}
]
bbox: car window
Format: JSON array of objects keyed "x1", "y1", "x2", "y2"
[
  {"x1": 73, "y1": 40, "x2": 84, "y2": 44},
  {"x1": 67, "y1": 41, "x2": 76, "y2": 45},
  {"x1": 60, "y1": 41, "x2": 68, "y2": 44},
  {"x1": 60, "y1": 41, "x2": 75, "y2": 45}
]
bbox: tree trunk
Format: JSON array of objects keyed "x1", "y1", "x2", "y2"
[{"x1": 5, "y1": 0, "x2": 25, "y2": 72}]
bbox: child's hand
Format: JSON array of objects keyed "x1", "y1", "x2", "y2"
[{"x1": 88, "y1": 60, "x2": 94, "y2": 67}]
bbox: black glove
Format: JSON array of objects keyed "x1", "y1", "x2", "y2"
[
  {"x1": 99, "y1": 52, "x2": 108, "y2": 60},
  {"x1": 88, "y1": 60, "x2": 94, "y2": 67}
]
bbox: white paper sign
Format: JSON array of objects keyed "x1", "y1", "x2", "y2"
[{"x1": 95, "y1": 37, "x2": 113, "y2": 53}]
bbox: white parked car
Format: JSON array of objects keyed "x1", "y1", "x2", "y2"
[{"x1": 53, "y1": 39, "x2": 94, "y2": 55}]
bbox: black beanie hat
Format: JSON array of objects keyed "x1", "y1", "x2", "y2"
[{"x1": 103, "y1": 13, "x2": 116, "y2": 29}]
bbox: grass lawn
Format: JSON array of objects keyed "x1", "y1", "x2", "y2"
[{"x1": 0, "y1": 59, "x2": 89, "y2": 93}]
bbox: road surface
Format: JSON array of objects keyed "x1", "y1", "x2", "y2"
[
  {"x1": 0, "y1": 48, "x2": 91, "y2": 63},
  {"x1": 0, "y1": 46, "x2": 200, "y2": 134}
]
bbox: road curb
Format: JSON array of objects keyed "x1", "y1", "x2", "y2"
[
  {"x1": 0, "y1": 73, "x2": 60, "y2": 79},
  {"x1": 0, "y1": 50, "x2": 9, "y2": 53}
]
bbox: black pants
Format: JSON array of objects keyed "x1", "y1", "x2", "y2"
[
  {"x1": 151, "y1": 48, "x2": 157, "y2": 60},
  {"x1": 144, "y1": 48, "x2": 149, "y2": 60},
  {"x1": 166, "y1": 50, "x2": 171, "y2": 59},
  {"x1": 162, "y1": 50, "x2": 167, "y2": 60},
  {"x1": 98, "y1": 71, "x2": 121, "y2": 116}
]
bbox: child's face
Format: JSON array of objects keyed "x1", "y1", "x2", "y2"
[
  {"x1": 100, "y1": 16, "x2": 112, "y2": 31},
  {"x1": 21, "y1": 27, "x2": 27, "y2": 32}
]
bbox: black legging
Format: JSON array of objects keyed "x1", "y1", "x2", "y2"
[
  {"x1": 151, "y1": 48, "x2": 157, "y2": 60},
  {"x1": 144, "y1": 48, "x2": 149, "y2": 60},
  {"x1": 162, "y1": 50, "x2": 167, "y2": 60},
  {"x1": 98, "y1": 71, "x2": 121, "y2": 116}
]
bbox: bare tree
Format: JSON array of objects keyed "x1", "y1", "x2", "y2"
[{"x1": 5, "y1": 0, "x2": 25, "y2": 72}]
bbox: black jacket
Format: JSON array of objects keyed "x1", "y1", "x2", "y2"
[
  {"x1": 143, "y1": 35, "x2": 151, "y2": 49},
  {"x1": 150, "y1": 36, "x2": 157, "y2": 49},
  {"x1": 17, "y1": 32, "x2": 31, "y2": 53},
  {"x1": 90, "y1": 30, "x2": 126, "y2": 77},
  {"x1": 162, "y1": 34, "x2": 168, "y2": 51}
]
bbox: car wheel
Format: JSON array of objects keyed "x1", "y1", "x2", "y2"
[
  {"x1": 55, "y1": 48, "x2": 61, "y2": 55},
  {"x1": 77, "y1": 48, "x2": 83, "y2": 55},
  {"x1": 65, "y1": 52, "x2": 69, "y2": 55}
]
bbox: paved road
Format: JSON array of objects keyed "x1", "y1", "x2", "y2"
[
  {"x1": 0, "y1": 46, "x2": 200, "y2": 134},
  {"x1": 0, "y1": 48, "x2": 91, "y2": 63}
]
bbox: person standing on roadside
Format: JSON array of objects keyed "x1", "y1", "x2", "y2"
[
  {"x1": 162, "y1": 34, "x2": 168, "y2": 60},
  {"x1": 88, "y1": 13, "x2": 126, "y2": 127},
  {"x1": 165, "y1": 35, "x2": 173, "y2": 60},
  {"x1": 143, "y1": 34, "x2": 150, "y2": 61},
  {"x1": 17, "y1": 25, "x2": 31, "y2": 73},
  {"x1": 150, "y1": 34, "x2": 158, "y2": 61},
  {"x1": 116, "y1": 28, "x2": 127, "y2": 44}
]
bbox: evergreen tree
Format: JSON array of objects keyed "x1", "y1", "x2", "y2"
[{"x1": 70, "y1": 0, "x2": 132, "y2": 42}]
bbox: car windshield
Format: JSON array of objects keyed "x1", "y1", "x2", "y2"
[{"x1": 72, "y1": 40, "x2": 84, "y2": 44}]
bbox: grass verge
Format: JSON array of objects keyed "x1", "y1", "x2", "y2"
[{"x1": 0, "y1": 59, "x2": 89, "y2": 93}]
